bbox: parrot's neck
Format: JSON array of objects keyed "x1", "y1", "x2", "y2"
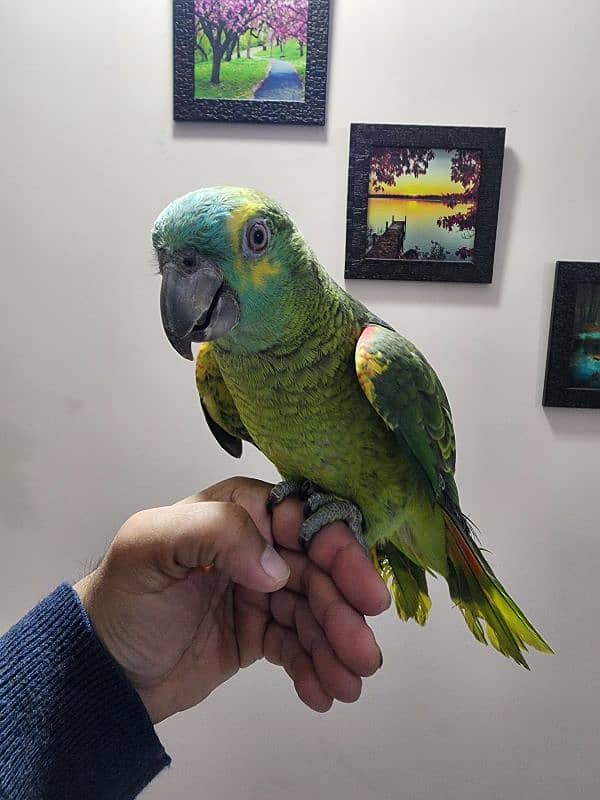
[{"x1": 216, "y1": 257, "x2": 361, "y2": 358}]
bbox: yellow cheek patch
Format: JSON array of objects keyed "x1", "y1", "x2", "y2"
[{"x1": 250, "y1": 258, "x2": 280, "y2": 289}]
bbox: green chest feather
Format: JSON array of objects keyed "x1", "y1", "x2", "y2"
[{"x1": 214, "y1": 327, "x2": 403, "y2": 507}]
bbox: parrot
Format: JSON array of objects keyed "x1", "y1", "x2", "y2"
[{"x1": 152, "y1": 186, "x2": 552, "y2": 668}]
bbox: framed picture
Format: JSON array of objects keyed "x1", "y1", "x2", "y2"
[
  {"x1": 345, "y1": 124, "x2": 506, "y2": 282},
  {"x1": 543, "y1": 261, "x2": 600, "y2": 409},
  {"x1": 173, "y1": 0, "x2": 330, "y2": 125}
]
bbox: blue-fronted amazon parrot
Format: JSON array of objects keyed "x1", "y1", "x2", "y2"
[{"x1": 152, "y1": 187, "x2": 552, "y2": 668}]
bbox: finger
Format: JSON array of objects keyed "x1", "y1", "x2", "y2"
[
  {"x1": 113, "y1": 503, "x2": 289, "y2": 593},
  {"x1": 308, "y1": 522, "x2": 391, "y2": 616},
  {"x1": 270, "y1": 590, "x2": 362, "y2": 703},
  {"x1": 282, "y1": 550, "x2": 382, "y2": 677},
  {"x1": 175, "y1": 477, "x2": 275, "y2": 542},
  {"x1": 263, "y1": 622, "x2": 333, "y2": 713},
  {"x1": 271, "y1": 505, "x2": 390, "y2": 616},
  {"x1": 270, "y1": 497, "x2": 306, "y2": 551}
]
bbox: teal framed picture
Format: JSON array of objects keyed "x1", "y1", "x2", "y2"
[{"x1": 543, "y1": 261, "x2": 600, "y2": 408}]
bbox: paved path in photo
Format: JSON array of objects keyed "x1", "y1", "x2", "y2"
[{"x1": 253, "y1": 59, "x2": 303, "y2": 102}]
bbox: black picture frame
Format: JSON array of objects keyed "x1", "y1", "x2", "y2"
[
  {"x1": 173, "y1": 0, "x2": 330, "y2": 125},
  {"x1": 543, "y1": 261, "x2": 600, "y2": 409},
  {"x1": 345, "y1": 123, "x2": 506, "y2": 282}
]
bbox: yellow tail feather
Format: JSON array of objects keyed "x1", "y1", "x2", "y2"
[
  {"x1": 373, "y1": 544, "x2": 432, "y2": 627},
  {"x1": 444, "y1": 511, "x2": 553, "y2": 668}
]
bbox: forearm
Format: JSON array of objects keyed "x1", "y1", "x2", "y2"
[{"x1": 0, "y1": 584, "x2": 170, "y2": 800}]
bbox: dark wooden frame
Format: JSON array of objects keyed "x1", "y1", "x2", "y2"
[
  {"x1": 173, "y1": 0, "x2": 330, "y2": 125},
  {"x1": 345, "y1": 123, "x2": 506, "y2": 282},
  {"x1": 543, "y1": 261, "x2": 600, "y2": 409}
]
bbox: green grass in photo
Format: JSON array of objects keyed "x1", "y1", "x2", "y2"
[{"x1": 194, "y1": 57, "x2": 269, "y2": 100}]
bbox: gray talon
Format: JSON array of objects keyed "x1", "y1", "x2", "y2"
[
  {"x1": 267, "y1": 479, "x2": 318, "y2": 510},
  {"x1": 303, "y1": 492, "x2": 332, "y2": 516},
  {"x1": 268, "y1": 480, "x2": 365, "y2": 552},
  {"x1": 299, "y1": 495, "x2": 365, "y2": 552},
  {"x1": 300, "y1": 479, "x2": 318, "y2": 497}
]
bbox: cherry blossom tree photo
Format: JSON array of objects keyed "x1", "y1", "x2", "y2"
[{"x1": 194, "y1": 0, "x2": 309, "y2": 102}]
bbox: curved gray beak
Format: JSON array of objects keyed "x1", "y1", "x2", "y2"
[{"x1": 160, "y1": 260, "x2": 240, "y2": 360}]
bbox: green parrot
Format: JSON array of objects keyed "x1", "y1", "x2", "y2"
[{"x1": 152, "y1": 186, "x2": 552, "y2": 668}]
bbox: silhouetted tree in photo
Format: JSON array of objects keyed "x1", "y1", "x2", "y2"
[
  {"x1": 436, "y1": 150, "x2": 481, "y2": 259},
  {"x1": 575, "y1": 284, "x2": 600, "y2": 331},
  {"x1": 370, "y1": 147, "x2": 436, "y2": 190}
]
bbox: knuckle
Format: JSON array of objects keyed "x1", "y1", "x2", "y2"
[
  {"x1": 121, "y1": 508, "x2": 152, "y2": 534},
  {"x1": 221, "y1": 501, "x2": 252, "y2": 534},
  {"x1": 217, "y1": 476, "x2": 247, "y2": 498},
  {"x1": 109, "y1": 508, "x2": 157, "y2": 558}
]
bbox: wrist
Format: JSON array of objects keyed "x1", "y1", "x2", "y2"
[
  {"x1": 73, "y1": 571, "x2": 96, "y2": 612},
  {"x1": 73, "y1": 570, "x2": 115, "y2": 670},
  {"x1": 73, "y1": 571, "x2": 165, "y2": 723}
]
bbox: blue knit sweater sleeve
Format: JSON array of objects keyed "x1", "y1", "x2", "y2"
[{"x1": 0, "y1": 583, "x2": 171, "y2": 800}]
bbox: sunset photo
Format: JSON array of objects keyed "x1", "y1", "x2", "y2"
[{"x1": 366, "y1": 147, "x2": 481, "y2": 262}]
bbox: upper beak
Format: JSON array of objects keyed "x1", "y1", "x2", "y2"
[{"x1": 160, "y1": 259, "x2": 240, "y2": 360}]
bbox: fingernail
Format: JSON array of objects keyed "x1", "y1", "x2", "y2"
[{"x1": 260, "y1": 545, "x2": 290, "y2": 583}]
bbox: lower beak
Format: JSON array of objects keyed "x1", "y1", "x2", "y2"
[{"x1": 160, "y1": 260, "x2": 240, "y2": 359}]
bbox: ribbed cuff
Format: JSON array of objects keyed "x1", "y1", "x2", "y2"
[{"x1": 0, "y1": 583, "x2": 170, "y2": 800}]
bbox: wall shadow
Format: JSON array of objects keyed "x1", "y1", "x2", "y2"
[{"x1": 544, "y1": 405, "x2": 600, "y2": 438}]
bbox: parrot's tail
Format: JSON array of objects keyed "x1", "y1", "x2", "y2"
[
  {"x1": 444, "y1": 510, "x2": 553, "y2": 668},
  {"x1": 373, "y1": 542, "x2": 431, "y2": 626}
]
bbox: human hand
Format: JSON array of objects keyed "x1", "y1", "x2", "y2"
[{"x1": 75, "y1": 477, "x2": 390, "y2": 724}]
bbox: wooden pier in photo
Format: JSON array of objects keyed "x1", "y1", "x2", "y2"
[{"x1": 368, "y1": 215, "x2": 407, "y2": 259}]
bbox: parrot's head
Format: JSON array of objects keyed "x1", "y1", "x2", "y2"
[{"x1": 152, "y1": 186, "x2": 314, "y2": 359}]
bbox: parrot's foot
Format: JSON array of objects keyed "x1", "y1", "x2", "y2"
[
  {"x1": 267, "y1": 480, "x2": 365, "y2": 552},
  {"x1": 266, "y1": 478, "x2": 317, "y2": 510},
  {"x1": 300, "y1": 492, "x2": 365, "y2": 552}
]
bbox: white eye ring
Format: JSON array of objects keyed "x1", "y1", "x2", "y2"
[{"x1": 243, "y1": 219, "x2": 271, "y2": 257}]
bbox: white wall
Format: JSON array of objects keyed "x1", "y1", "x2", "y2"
[{"x1": 1, "y1": 0, "x2": 599, "y2": 797}]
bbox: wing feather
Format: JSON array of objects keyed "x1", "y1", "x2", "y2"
[
  {"x1": 196, "y1": 342, "x2": 254, "y2": 458},
  {"x1": 355, "y1": 324, "x2": 457, "y2": 504}
]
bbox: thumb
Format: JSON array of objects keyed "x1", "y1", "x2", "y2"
[{"x1": 114, "y1": 501, "x2": 290, "y2": 593}]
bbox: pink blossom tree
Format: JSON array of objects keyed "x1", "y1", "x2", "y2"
[
  {"x1": 195, "y1": 1, "x2": 267, "y2": 83},
  {"x1": 195, "y1": 0, "x2": 308, "y2": 84},
  {"x1": 267, "y1": 0, "x2": 308, "y2": 56}
]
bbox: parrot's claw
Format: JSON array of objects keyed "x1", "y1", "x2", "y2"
[
  {"x1": 268, "y1": 481, "x2": 365, "y2": 552},
  {"x1": 300, "y1": 493, "x2": 365, "y2": 552},
  {"x1": 267, "y1": 479, "x2": 318, "y2": 510}
]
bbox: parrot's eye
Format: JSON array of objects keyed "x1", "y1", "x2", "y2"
[{"x1": 243, "y1": 219, "x2": 271, "y2": 257}]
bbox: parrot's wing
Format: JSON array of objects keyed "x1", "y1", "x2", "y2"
[
  {"x1": 355, "y1": 324, "x2": 457, "y2": 505},
  {"x1": 196, "y1": 342, "x2": 254, "y2": 459},
  {"x1": 356, "y1": 326, "x2": 553, "y2": 664}
]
